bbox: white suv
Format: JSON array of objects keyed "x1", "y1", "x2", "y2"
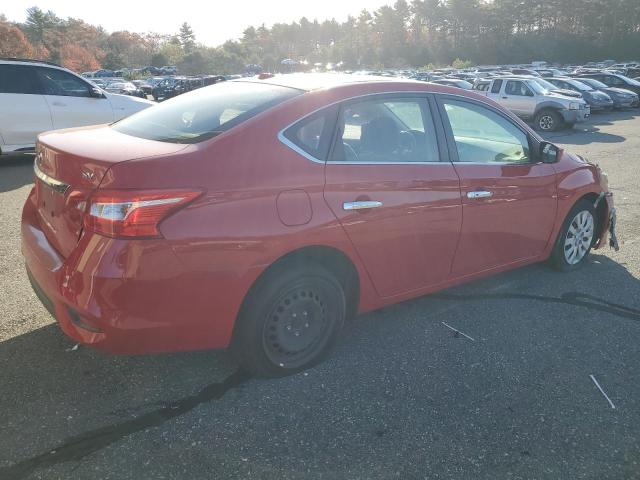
[{"x1": 0, "y1": 58, "x2": 155, "y2": 154}]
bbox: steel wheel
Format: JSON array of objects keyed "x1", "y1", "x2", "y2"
[
  {"x1": 563, "y1": 210, "x2": 594, "y2": 265},
  {"x1": 262, "y1": 285, "x2": 331, "y2": 369},
  {"x1": 233, "y1": 263, "x2": 346, "y2": 377}
]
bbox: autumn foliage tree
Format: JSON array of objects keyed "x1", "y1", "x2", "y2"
[{"x1": 0, "y1": 20, "x2": 35, "y2": 57}]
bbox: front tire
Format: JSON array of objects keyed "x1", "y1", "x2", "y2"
[
  {"x1": 549, "y1": 199, "x2": 597, "y2": 271},
  {"x1": 232, "y1": 263, "x2": 346, "y2": 377},
  {"x1": 535, "y1": 109, "x2": 562, "y2": 132}
]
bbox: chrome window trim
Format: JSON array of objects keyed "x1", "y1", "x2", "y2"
[
  {"x1": 34, "y1": 159, "x2": 69, "y2": 194},
  {"x1": 278, "y1": 90, "x2": 438, "y2": 165},
  {"x1": 277, "y1": 89, "x2": 535, "y2": 166}
]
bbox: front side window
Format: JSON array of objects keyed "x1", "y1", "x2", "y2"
[
  {"x1": 330, "y1": 97, "x2": 439, "y2": 163},
  {"x1": 0, "y1": 65, "x2": 41, "y2": 94},
  {"x1": 505, "y1": 80, "x2": 532, "y2": 96},
  {"x1": 113, "y1": 81, "x2": 301, "y2": 144},
  {"x1": 442, "y1": 99, "x2": 530, "y2": 164},
  {"x1": 36, "y1": 68, "x2": 91, "y2": 97}
]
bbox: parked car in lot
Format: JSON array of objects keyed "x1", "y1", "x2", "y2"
[
  {"x1": 574, "y1": 72, "x2": 640, "y2": 101},
  {"x1": 544, "y1": 77, "x2": 614, "y2": 111},
  {"x1": 481, "y1": 77, "x2": 589, "y2": 131},
  {"x1": 0, "y1": 58, "x2": 155, "y2": 154},
  {"x1": 530, "y1": 77, "x2": 582, "y2": 98},
  {"x1": 574, "y1": 77, "x2": 640, "y2": 109},
  {"x1": 103, "y1": 81, "x2": 145, "y2": 98},
  {"x1": 430, "y1": 78, "x2": 473, "y2": 89},
  {"x1": 22, "y1": 74, "x2": 617, "y2": 377}
]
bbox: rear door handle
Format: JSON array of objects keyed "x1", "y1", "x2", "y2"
[
  {"x1": 467, "y1": 191, "x2": 493, "y2": 199},
  {"x1": 343, "y1": 201, "x2": 383, "y2": 210},
  {"x1": 52, "y1": 101, "x2": 66, "y2": 107}
]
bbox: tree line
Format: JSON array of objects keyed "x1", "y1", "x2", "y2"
[{"x1": 1, "y1": 1, "x2": 639, "y2": 74}]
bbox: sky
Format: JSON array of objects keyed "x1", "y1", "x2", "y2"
[{"x1": 3, "y1": 0, "x2": 393, "y2": 46}]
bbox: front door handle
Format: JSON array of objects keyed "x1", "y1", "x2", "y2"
[
  {"x1": 467, "y1": 191, "x2": 493, "y2": 199},
  {"x1": 51, "y1": 101, "x2": 66, "y2": 107},
  {"x1": 343, "y1": 201, "x2": 383, "y2": 210}
]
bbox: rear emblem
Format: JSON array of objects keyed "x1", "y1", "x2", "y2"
[{"x1": 81, "y1": 170, "x2": 95, "y2": 182}]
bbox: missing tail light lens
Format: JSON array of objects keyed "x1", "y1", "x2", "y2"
[{"x1": 84, "y1": 189, "x2": 201, "y2": 238}]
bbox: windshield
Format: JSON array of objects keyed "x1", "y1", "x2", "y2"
[
  {"x1": 582, "y1": 78, "x2": 608, "y2": 89},
  {"x1": 534, "y1": 78, "x2": 559, "y2": 91},
  {"x1": 112, "y1": 81, "x2": 301, "y2": 143},
  {"x1": 568, "y1": 79, "x2": 593, "y2": 91},
  {"x1": 527, "y1": 80, "x2": 547, "y2": 94}
]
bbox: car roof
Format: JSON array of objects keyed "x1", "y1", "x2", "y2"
[{"x1": 234, "y1": 73, "x2": 421, "y2": 92}]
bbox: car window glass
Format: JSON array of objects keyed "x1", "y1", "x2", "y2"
[
  {"x1": 443, "y1": 100, "x2": 529, "y2": 164},
  {"x1": 37, "y1": 68, "x2": 91, "y2": 97},
  {"x1": 505, "y1": 80, "x2": 530, "y2": 96},
  {"x1": 490, "y1": 79, "x2": 503, "y2": 93},
  {"x1": 0, "y1": 65, "x2": 41, "y2": 94},
  {"x1": 283, "y1": 110, "x2": 334, "y2": 159},
  {"x1": 331, "y1": 98, "x2": 439, "y2": 163},
  {"x1": 113, "y1": 81, "x2": 301, "y2": 144},
  {"x1": 609, "y1": 76, "x2": 625, "y2": 86}
]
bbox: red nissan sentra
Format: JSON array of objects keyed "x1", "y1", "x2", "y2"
[{"x1": 22, "y1": 73, "x2": 618, "y2": 376}]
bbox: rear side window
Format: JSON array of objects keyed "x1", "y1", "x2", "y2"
[
  {"x1": 113, "y1": 81, "x2": 301, "y2": 144},
  {"x1": 283, "y1": 106, "x2": 337, "y2": 160},
  {"x1": 0, "y1": 64, "x2": 41, "y2": 94},
  {"x1": 330, "y1": 97, "x2": 440, "y2": 163},
  {"x1": 490, "y1": 79, "x2": 503, "y2": 93}
]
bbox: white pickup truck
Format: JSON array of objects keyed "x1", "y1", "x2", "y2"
[{"x1": 476, "y1": 76, "x2": 590, "y2": 132}]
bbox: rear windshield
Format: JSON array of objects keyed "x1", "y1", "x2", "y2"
[{"x1": 112, "y1": 81, "x2": 301, "y2": 144}]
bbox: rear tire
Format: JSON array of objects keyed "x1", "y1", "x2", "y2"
[
  {"x1": 535, "y1": 109, "x2": 562, "y2": 132},
  {"x1": 549, "y1": 199, "x2": 597, "y2": 271},
  {"x1": 232, "y1": 263, "x2": 346, "y2": 377}
]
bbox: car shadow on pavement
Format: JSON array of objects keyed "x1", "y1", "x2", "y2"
[
  {"x1": 547, "y1": 130, "x2": 626, "y2": 145},
  {"x1": 0, "y1": 154, "x2": 35, "y2": 193},
  {"x1": 1, "y1": 253, "x2": 639, "y2": 479}
]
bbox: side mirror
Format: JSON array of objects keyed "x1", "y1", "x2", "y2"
[
  {"x1": 539, "y1": 141, "x2": 560, "y2": 163},
  {"x1": 90, "y1": 87, "x2": 105, "y2": 98}
]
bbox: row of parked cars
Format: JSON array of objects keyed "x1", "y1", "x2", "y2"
[
  {"x1": 397, "y1": 63, "x2": 640, "y2": 131},
  {"x1": 85, "y1": 75, "x2": 231, "y2": 101},
  {"x1": 82, "y1": 65, "x2": 178, "y2": 78}
]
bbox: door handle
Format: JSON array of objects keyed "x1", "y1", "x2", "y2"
[
  {"x1": 343, "y1": 201, "x2": 383, "y2": 210},
  {"x1": 467, "y1": 191, "x2": 493, "y2": 199},
  {"x1": 52, "y1": 101, "x2": 66, "y2": 107},
  {"x1": 501, "y1": 96, "x2": 508, "y2": 99}
]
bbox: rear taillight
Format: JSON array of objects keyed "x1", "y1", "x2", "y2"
[{"x1": 84, "y1": 189, "x2": 201, "y2": 238}]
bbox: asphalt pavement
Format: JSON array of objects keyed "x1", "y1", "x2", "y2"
[{"x1": 1, "y1": 110, "x2": 639, "y2": 480}]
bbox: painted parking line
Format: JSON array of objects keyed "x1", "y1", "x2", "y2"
[
  {"x1": 441, "y1": 322, "x2": 476, "y2": 342},
  {"x1": 590, "y1": 374, "x2": 616, "y2": 410}
]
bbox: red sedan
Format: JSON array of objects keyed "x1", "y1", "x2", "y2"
[{"x1": 22, "y1": 74, "x2": 618, "y2": 376}]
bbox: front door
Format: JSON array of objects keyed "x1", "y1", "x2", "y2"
[
  {"x1": 501, "y1": 80, "x2": 535, "y2": 117},
  {"x1": 36, "y1": 67, "x2": 114, "y2": 130},
  {"x1": 436, "y1": 96, "x2": 557, "y2": 276},
  {"x1": 323, "y1": 95, "x2": 462, "y2": 298}
]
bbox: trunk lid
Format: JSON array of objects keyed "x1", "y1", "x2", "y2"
[{"x1": 34, "y1": 125, "x2": 188, "y2": 257}]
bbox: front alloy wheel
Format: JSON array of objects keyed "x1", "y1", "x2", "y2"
[
  {"x1": 550, "y1": 199, "x2": 597, "y2": 271},
  {"x1": 563, "y1": 210, "x2": 594, "y2": 265}
]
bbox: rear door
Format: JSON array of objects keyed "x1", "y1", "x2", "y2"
[
  {"x1": 36, "y1": 66, "x2": 114, "y2": 129},
  {"x1": 436, "y1": 96, "x2": 557, "y2": 276},
  {"x1": 0, "y1": 64, "x2": 53, "y2": 148},
  {"x1": 323, "y1": 94, "x2": 462, "y2": 298}
]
